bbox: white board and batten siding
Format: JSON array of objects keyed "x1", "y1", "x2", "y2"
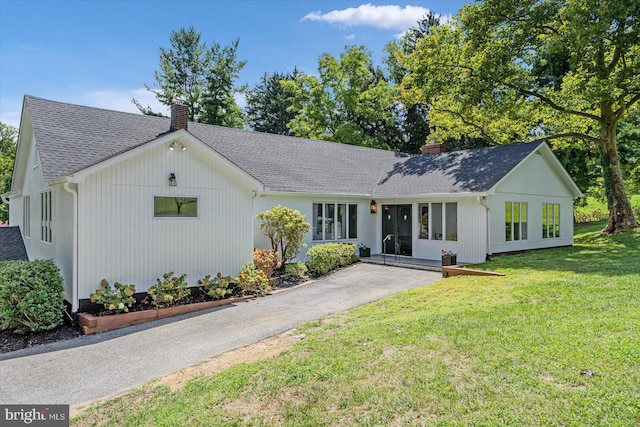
[
  {"x1": 76, "y1": 141, "x2": 255, "y2": 300},
  {"x1": 488, "y1": 151, "x2": 576, "y2": 254},
  {"x1": 8, "y1": 127, "x2": 75, "y2": 303}
]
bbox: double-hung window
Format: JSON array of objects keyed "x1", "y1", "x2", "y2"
[
  {"x1": 312, "y1": 203, "x2": 357, "y2": 241},
  {"x1": 41, "y1": 191, "x2": 52, "y2": 243},
  {"x1": 418, "y1": 202, "x2": 457, "y2": 241},
  {"x1": 542, "y1": 203, "x2": 560, "y2": 238},
  {"x1": 505, "y1": 202, "x2": 528, "y2": 241}
]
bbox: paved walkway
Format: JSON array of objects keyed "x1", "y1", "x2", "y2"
[{"x1": 0, "y1": 263, "x2": 442, "y2": 409}]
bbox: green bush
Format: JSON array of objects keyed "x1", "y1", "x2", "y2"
[
  {"x1": 198, "y1": 273, "x2": 233, "y2": 300},
  {"x1": 0, "y1": 259, "x2": 65, "y2": 334},
  {"x1": 306, "y1": 243, "x2": 357, "y2": 275},
  {"x1": 145, "y1": 272, "x2": 190, "y2": 308},
  {"x1": 90, "y1": 279, "x2": 136, "y2": 313},
  {"x1": 236, "y1": 263, "x2": 270, "y2": 296},
  {"x1": 257, "y1": 206, "x2": 311, "y2": 266},
  {"x1": 284, "y1": 262, "x2": 308, "y2": 280}
]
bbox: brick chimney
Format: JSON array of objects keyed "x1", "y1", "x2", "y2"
[
  {"x1": 170, "y1": 102, "x2": 188, "y2": 131},
  {"x1": 420, "y1": 138, "x2": 446, "y2": 155}
]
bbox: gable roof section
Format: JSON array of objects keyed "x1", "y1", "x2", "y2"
[
  {"x1": 24, "y1": 96, "x2": 552, "y2": 197},
  {"x1": 0, "y1": 227, "x2": 29, "y2": 261}
]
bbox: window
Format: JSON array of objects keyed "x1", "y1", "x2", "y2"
[
  {"x1": 154, "y1": 196, "x2": 198, "y2": 218},
  {"x1": 418, "y1": 202, "x2": 457, "y2": 241},
  {"x1": 23, "y1": 196, "x2": 30, "y2": 238},
  {"x1": 312, "y1": 202, "x2": 357, "y2": 241},
  {"x1": 505, "y1": 202, "x2": 528, "y2": 241},
  {"x1": 41, "y1": 191, "x2": 52, "y2": 243},
  {"x1": 542, "y1": 203, "x2": 560, "y2": 238}
]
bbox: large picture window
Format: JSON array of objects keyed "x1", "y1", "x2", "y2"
[
  {"x1": 542, "y1": 203, "x2": 560, "y2": 238},
  {"x1": 154, "y1": 196, "x2": 198, "y2": 218},
  {"x1": 41, "y1": 191, "x2": 52, "y2": 243},
  {"x1": 418, "y1": 202, "x2": 457, "y2": 241},
  {"x1": 505, "y1": 202, "x2": 528, "y2": 241},
  {"x1": 313, "y1": 202, "x2": 357, "y2": 241}
]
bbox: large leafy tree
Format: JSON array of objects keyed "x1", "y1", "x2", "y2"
[
  {"x1": 134, "y1": 26, "x2": 246, "y2": 127},
  {"x1": 0, "y1": 123, "x2": 18, "y2": 222},
  {"x1": 284, "y1": 46, "x2": 401, "y2": 150},
  {"x1": 245, "y1": 70, "x2": 300, "y2": 135},
  {"x1": 401, "y1": 0, "x2": 639, "y2": 232}
]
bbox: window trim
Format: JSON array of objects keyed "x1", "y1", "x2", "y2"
[
  {"x1": 40, "y1": 190, "x2": 52, "y2": 243},
  {"x1": 312, "y1": 202, "x2": 358, "y2": 241},
  {"x1": 505, "y1": 201, "x2": 528, "y2": 242},
  {"x1": 23, "y1": 196, "x2": 30, "y2": 238},
  {"x1": 418, "y1": 202, "x2": 457, "y2": 241},
  {"x1": 153, "y1": 195, "x2": 199, "y2": 219},
  {"x1": 542, "y1": 202, "x2": 560, "y2": 239}
]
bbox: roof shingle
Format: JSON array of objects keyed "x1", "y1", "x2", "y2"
[{"x1": 0, "y1": 227, "x2": 29, "y2": 261}]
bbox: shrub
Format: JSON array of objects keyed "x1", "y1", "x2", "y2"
[
  {"x1": 253, "y1": 248, "x2": 279, "y2": 281},
  {"x1": 236, "y1": 263, "x2": 270, "y2": 296},
  {"x1": 0, "y1": 259, "x2": 65, "y2": 334},
  {"x1": 306, "y1": 243, "x2": 357, "y2": 275},
  {"x1": 90, "y1": 279, "x2": 136, "y2": 313},
  {"x1": 145, "y1": 272, "x2": 190, "y2": 308},
  {"x1": 198, "y1": 273, "x2": 233, "y2": 300},
  {"x1": 284, "y1": 262, "x2": 308, "y2": 280},
  {"x1": 257, "y1": 206, "x2": 311, "y2": 266}
]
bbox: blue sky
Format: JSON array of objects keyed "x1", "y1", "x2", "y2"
[{"x1": 0, "y1": 0, "x2": 469, "y2": 128}]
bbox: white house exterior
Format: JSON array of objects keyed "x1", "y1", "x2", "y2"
[{"x1": 2, "y1": 96, "x2": 582, "y2": 312}]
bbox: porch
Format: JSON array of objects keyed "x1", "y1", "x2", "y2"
[{"x1": 358, "y1": 254, "x2": 444, "y2": 273}]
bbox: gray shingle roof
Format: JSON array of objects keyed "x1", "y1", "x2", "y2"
[
  {"x1": 24, "y1": 96, "x2": 543, "y2": 196},
  {"x1": 0, "y1": 227, "x2": 29, "y2": 261}
]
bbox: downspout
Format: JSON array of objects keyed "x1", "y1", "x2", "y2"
[
  {"x1": 63, "y1": 182, "x2": 79, "y2": 313},
  {"x1": 478, "y1": 196, "x2": 492, "y2": 259}
]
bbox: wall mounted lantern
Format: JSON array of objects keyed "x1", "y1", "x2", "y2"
[
  {"x1": 169, "y1": 173, "x2": 177, "y2": 186},
  {"x1": 370, "y1": 200, "x2": 377, "y2": 214}
]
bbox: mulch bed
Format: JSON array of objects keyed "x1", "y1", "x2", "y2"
[{"x1": 0, "y1": 274, "x2": 307, "y2": 355}]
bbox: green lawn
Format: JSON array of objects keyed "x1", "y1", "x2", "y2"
[{"x1": 73, "y1": 222, "x2": 640, "y2": 426}]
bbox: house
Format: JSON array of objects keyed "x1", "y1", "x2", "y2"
[{"x1": 2, "y1": 96, "x2": 582, "y2": 313}]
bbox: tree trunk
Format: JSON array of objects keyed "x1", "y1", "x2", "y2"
[{"x1": 600, "y1": 118, "x2": 638, "y2": 233}]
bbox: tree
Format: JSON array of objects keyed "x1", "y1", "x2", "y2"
[
  {"x1": 134, "y1": 26, "x2": 245, "y2": 128},
  {"x1": 256, "y1": 206, "x2": 311, "y2": 267},
  {"x1": 401, "y1": 0, "x2": 639, "y2": 232},
  {"x1": 246, "y1": 70, "x2": 299, "y2": 135},
  {"x1": 284, "y1": 46, "x2": 401, "y2": 150},
  {"x1": 0, "y1": 123, "x2": 18, "y2": 222}
]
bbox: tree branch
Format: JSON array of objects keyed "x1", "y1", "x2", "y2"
[
  {"x1": 436, "y1": 107, "x2": 497, "y2": 145},
  {"x1": 529, "y1": 132, "x2": 601, "y2": 145},
  {"x1": 506, "y1": 84, "x2": 602, "y2": 122}
]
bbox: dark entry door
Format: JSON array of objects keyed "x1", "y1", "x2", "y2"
[{"x1": 382, "y1": 204, "x2": 412, "y2": 255}]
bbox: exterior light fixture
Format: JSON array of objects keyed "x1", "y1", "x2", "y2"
[
  {"x1": 169, "y1": 173, "x2": 177, "y2": 186},
  {"x1": 370, "y1": 200, "x2": 377, "y2": 214},
  {"x1": 169, "y1": 142, "x2": 175, "y2": 151},
  {"x1": 169, "y1": 142, "x2": 187, "y2": 151}
]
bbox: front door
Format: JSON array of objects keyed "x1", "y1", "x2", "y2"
[{"x1": 382, "y1": 204, "x2": 412, "y2": 256}]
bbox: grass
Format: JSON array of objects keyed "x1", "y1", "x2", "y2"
[{"x1": 72, "y1": 222, "x2": 640, "y2": 426}]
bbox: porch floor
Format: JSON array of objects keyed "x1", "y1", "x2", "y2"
[{"x1": 358, "y1": 254, "x2": 447, "y2": 273}]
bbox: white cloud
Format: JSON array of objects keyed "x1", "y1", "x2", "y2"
[
  {"x1": 345, "y1": 34, "x2": 356, "y2": 40},
  {"x1": 302, "y1": 4, "x2": 440, "y2": 31}
]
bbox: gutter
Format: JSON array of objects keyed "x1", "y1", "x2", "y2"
[
  {"x1": 63, "y1": 182, "x2": 79, "y2": 313},
  {"x1": 1, "y1": 191, "x2": 18, "y2": 204},
  {"x1": 477, "y1": 196, "x2": 492, "y2": 258}
]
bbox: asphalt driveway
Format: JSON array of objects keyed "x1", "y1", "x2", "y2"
[{"x1": 0, "y1": 263, "x2": 441, "y2": 409}]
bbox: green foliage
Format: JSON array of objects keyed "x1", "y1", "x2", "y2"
[
  {"x1": 257, "y1": 205, "x2": 311, "y2": 266},
  {"x1": 305, "y1": 243, "x2": 357, "y2": 275},
  {"x1": 198, "y1": 273, "x2": 232, "y2": 300},
  {"x1": 135, "y1": 26, "x2": 246, "y2": 128},
  {"x1": 0, "y1": 259, "x2": 65, "y2": 334},
  {"x1": 284, "y1": 262, "x2": 308, "y2": 280},
  {"x1": 246, "y1": 70, "x2": 299, "y2": 135},
  {"x1": 235, "y1": 263, "x2": 269, "y2": 296},
  {"x1": 90, "y1": 279, "x2": 136, "y2": 313},
  {"x1": 0, "y1": 122, "x2": 18, "y2": 222},
  {"x1": 145, "y1": 272, "x2": 190, "y2": 308},
  {"x1": 401, "y1": 0, "x2": 640, "y2": 231}
]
